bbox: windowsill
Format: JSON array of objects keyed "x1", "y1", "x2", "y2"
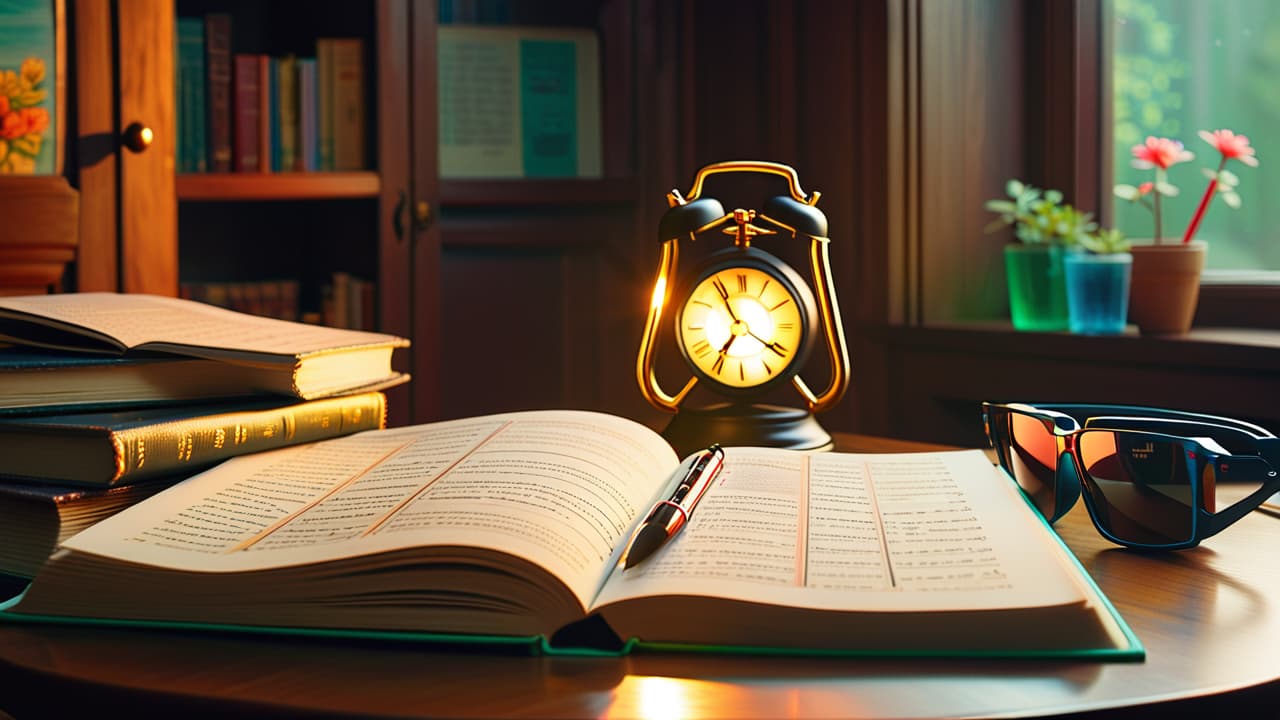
[{"x1": 882, "y1": 322, "x2": 1280, "y2": 372}]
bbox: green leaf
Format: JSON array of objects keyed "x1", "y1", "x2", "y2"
[
  {"x1": 984, "y1": 200, "x2": 1016, "y2": 213},
  {"x1": 1222, "y1": 191, "x2": 1242, "y2": 209},
  {"x1": 1218, "y1": 169, "x2": 1240, "y2": 187},
  {"x1": 983, "y1": 218, "x2": 1011, "y2": 234},
  {"x1": 1155, "y1": 182, "x2": 1180, "y2": 197},
  {"x1": 1044, "y1": 189, "x2": 1064, "y2": 204},
  {"x1": 1006, "y1": 179, "x2": 1025, "y2": 198},
  {"x1": 1114, "y1": 184, "x2": 1140, "y2": 200}
]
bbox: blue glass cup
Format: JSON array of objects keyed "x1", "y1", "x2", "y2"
[{"x1": 1064, "y1": 251, "x2": 1132, "y2": 334}]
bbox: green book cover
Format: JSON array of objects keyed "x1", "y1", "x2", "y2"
[{"x1": 176, "y1": 18, "x2": 207, "y2": 173}]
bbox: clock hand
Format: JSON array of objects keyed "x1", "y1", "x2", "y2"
[
  {"x1": 745, "y1": 327, "x2": 788, "y2": 356},
  {"x1": 712, "y1": 280, "x2": 741, "y2": 322}
]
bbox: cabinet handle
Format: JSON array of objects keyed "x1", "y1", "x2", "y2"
[
  {"x1": 121, "y1": 122, "x2": 154, "y2": 153},
  {"x1": 414, "y1": 200, "x2": 433, "y2": 232},
  {"x1": 392, "y1": 191, "x2": 407, "y2": 243}
]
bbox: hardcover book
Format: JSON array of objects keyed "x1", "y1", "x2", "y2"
[
  {"x1": 232, "y1": 54, "x2": 261, "y2": 172},
  {"x1": 328, "y1": 38, "x2": 365, "y2": 171},
  {"x1": 0, "y1": 293, "x2": 409, "y2": 400},
  {"x1": 204, "y1": 13, "x2": 233, "y2": 172},
  {"x1": 176, "y1": 18, "x2": 207, "y2": 173},
  {"x1": 1, "y1": 410, "x2": 1143, "y2": 659},
  {"x1": 0, "y1": 391, "x2": 386, "y2": 486},
  {"x1": 0, "y1": 479, "x2": 174, "y2": 578}
]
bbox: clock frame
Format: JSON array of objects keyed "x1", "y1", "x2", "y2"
[{"x1": 636, "y1": 160, "x2": 850, "y2": 455}]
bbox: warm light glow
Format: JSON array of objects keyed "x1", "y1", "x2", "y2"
[
  {"x1": 678, "y1": 268, "x2": 804, "y2": 388},
  {"x1": 650, "y1": 277, "x2": 667, "y2": 310},
  {"x1": 611, "y1": 676, "x2": 696, "y2": 720}
]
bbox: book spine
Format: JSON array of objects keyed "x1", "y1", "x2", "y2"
[
  {"x1": 232, "y1": 54, "x2": 261, "y2": 172},
  {"x1": 268, "y1": 57, "x2": 282, "y2": 171},
  {"x1": 316, "y1": 39, "x2": 334, "y2": 170},
  {"x1": 298, "y1": 58, "x2": 319, "y2": 171},
  {"x1": 176, "y1": 18, "x2": 207, "y2": 173},
  {"x1": 277, "y1": 56, "x2": 299, "y2": 172},
  {"x1": 330, "y1": 38, "x2": 365, "y2": 171},
  {"x1": 107, "y1": 392, "x2": 387, "y2": 484},
  {"x1": 257, "y1": 54, "x2": 272, "y2": 172},
  {"x1": 204, "y1": 13, "x2": 234, "y2": 173}
]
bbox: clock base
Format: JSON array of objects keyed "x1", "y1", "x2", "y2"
[{"x1": 661, "y1": 403, "x2": 833, "y2": 457}]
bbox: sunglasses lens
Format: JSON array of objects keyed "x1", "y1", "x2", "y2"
[
  {"x1": 1077, "y1": 430, "x2": 1195, "y2": 546},
  {"x1": 1001, "y1": 411, "x2": 1060, "y2": 519}
]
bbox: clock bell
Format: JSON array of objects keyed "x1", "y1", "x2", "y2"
[{"x1": 637, "y1": 160, "x2": 850, "y2": 455}]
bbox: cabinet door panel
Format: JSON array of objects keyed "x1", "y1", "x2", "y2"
[{"x1": 117, "y1": 0, "x2": 176, "y2": 295}]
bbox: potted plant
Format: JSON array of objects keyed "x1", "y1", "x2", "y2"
[
  {"x1": 1114, "y1": 129, "x2": 1259, "y2": 334},
  {"x1": 985, "y1": 180, "x2": 1095, "y2": 331},
  {"x1": 1064, "y1": 228, "x2": 1132, "y2": 335}
]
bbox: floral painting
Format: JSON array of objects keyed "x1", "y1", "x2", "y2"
[{"x1": 0, "y1": 0, "x2": 55, "y2": 174}]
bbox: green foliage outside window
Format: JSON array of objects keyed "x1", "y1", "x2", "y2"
[{"x1": 1111, "y1": 0, "x2": 1278, "y2": 271}]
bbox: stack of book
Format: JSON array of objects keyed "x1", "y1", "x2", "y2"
[
  {"x1": 0, "y1": 292, "x2": 409, "y2": 581},
  {"x1": 176, "y1": 12, "x2": 365, "y2": 174}
]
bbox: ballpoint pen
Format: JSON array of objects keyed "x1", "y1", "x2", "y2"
[{"x1": 623, "y1": 444, "x2": 725, "y2": 569}]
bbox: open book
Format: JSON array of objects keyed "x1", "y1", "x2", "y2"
[
  {"x1": 0, "y1": 293, "x2": 408, "y2": 400},
  {"x1": 1, "y1": 411, "x2": 1142, "y2": 658}
]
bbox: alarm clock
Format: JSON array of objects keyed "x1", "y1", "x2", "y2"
[{"x1": 637, "y1": 161, "x2": 850, "y2": 455}]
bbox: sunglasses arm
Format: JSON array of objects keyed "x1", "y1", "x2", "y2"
[{"x1": 1202, "y1": 455, "x2": 1280, "y2": 538}]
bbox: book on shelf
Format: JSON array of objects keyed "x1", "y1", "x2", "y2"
[
  {"x1": 0, "y1": 293, "x2": 408, "y2": 400},
  {"x1": 437, "y1": 25, "x2": 602, "y2": 179},
  {"x1": 204, "y1": 13, "x2": 234, "y2": 173},
  {"x1": 0, "y1": 478, "x2": 174, "y2": 579},
  {"x1": 257, "y1": 53, "x2": 272, "y2": 172},
  {"x1": 232, "y1": 54, "x2": 262, "y2": 172},
  {"x1": 298, "y1": 58, "x2": 320, "y2": 171},
  {"x1": 0, "y1": 391, "x2": 386, "y2": 487},
  {"x1": 176, "y1": 18, "x2": 207, "y2": 173},
  {"x1": 323, "y1": 37, "x2": 366, "y2": 171},
  {"x1": 0, "y1": 410, "x2": 1143, "y2": 659},
  {"x1": 274, "y1": 55, "x2": 299, "y2": 172}
]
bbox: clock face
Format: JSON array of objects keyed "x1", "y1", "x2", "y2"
[{"x1": 677, "y1": 265, "x2": 806, "y2": 389}]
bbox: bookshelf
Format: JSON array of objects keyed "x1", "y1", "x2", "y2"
[{"x1": 71, "y1": 0, "x2": 670, "y2": 426}]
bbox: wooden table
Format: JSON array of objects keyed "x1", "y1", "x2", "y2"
[{"x1": 1, "y1": 433, "x2": 1279, "y2": 718}]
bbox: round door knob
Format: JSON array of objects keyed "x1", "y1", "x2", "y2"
[
  {"x1": 414, "y1": 200, "x2": 433, "y2": 231},
  {"x1": 121, "y1": 122, "x2": 154, "y2": 153}
]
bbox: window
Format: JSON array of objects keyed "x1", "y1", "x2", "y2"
[{"x1": 1110, "y1": 0, "x2": 1279, "y2": 274}]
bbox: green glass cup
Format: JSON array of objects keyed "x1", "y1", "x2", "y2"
[{"x1": 1004, "y1": 244, "x2": 1069, "y2": 331}]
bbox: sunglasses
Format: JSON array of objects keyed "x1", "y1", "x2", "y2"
[{"x1": 983, "y1": 402, "x2": 1280, "y2": 550}]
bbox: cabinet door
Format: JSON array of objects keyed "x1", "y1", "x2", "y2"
[
  {"x1": 409, "y1": 2, "x2": 662, "y2": 424},
  {"x1": 74, "y1": 0, "x2": 177, "y2": 294},
  {"x1": 117, "y1": 0, "x2": 177, "y2": 295}
]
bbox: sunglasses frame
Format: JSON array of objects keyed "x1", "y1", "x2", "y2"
[{"x1": 983, "y1": 402, "x2": 1280, "y2": 550}]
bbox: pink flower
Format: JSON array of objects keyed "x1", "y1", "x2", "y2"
[
  {"x1": 1198, "y1": 129, "x2": 1259, "y2": 167},
  {"x1": 1131, "y1": 136, "x2": 1194, "y2": 170},
  {"x1": 1136, "y1": 182, "x2": 1154, "y2": 196}
]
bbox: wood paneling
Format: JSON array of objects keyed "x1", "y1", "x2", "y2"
[
  {"x1": 410, "y1": 0, "x2": 443, "y2": 422},
  {"x1": 917, "y1": 0, "x2": 1027, "y2": 324},
  {"x1": 375, "y1": 0, "x2": 413, "y2": 427},
  {"x1": 883, "y1": 324, "x2": 1280, "y2": 446},
  {"x1": 71, "y1": 0, "x2": 116, "y2": 292},
  {"x1": 117, "y1": 0, "x2": 177, "y2": 295}
]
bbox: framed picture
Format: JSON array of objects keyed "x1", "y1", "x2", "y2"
[{"x1": 0, "y1": 0, "x2": 63, "y2": 174}]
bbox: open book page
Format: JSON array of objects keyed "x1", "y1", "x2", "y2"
[
  {"x1": 58, "y1": 410, "x2": 679, "y2": 610},
  {"x1": 0, "y1": 293, "x2": 406, "y2": 358},
  {"x1": 591, "y1": 448, "x2": 1086, "y2": 614}
]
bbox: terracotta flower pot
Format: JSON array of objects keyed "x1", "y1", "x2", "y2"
[{"x1": 1127, "y1": 241, "x2": 1206, "y2": 335}]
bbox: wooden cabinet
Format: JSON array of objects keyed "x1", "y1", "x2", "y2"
[{"x1": 69, "y1": 0, "x2": 676, "y2": 427}]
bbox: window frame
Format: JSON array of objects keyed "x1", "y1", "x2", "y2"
[{"x1": 1069, "y1": 0, "x2": 1280, "y2": 329}]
